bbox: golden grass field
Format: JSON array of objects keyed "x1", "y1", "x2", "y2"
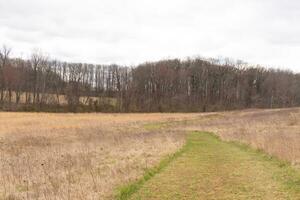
[
  {"x1": 0, "y1": 112, "x2": 200, "y2": 200},
  {"x1": 0, "y1": 108, "x2": 300, "y2": 199}
]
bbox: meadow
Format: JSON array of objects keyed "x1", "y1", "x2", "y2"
[
  {"x1": 0, "y1": 112, "x2": 199, "y2": 199},
  {"x1": 0, "y1": 108, "x2": 300, "y2": 199}
]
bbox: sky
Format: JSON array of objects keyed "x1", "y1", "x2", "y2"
[{"x1": 0, "y1": 0, "x2": 300, "y2": 71}]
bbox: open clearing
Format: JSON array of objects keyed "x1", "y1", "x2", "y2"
[
  {"x1": 128, "y1": 132, "x2": 300, "y2": 200},
  {"x1": 1, "y1": 108, "x2": 300, "y2": 199}
]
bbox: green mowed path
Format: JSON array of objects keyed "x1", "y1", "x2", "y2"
[{"x1": 128, "y1": 132, "x2": 300, "y2": 200}]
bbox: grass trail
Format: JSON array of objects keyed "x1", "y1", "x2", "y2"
[{"x1": 125, "y1": 132, "x2": 300, "y2": 200}]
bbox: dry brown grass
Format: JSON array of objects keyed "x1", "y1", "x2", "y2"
[
  {"x1": 1, "y1": 108, "x2": 300, "y2": 199},
  {"x1": 0, "y1": 112, "x2": 200, "y2": 200}
]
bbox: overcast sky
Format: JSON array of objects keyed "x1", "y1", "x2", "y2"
[{"x1": 0, "y1": 0, "x2": 300, "y2": 71}]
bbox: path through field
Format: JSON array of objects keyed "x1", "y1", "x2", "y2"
[{"x1": 128, "y1": 132, "x2": 300, "y2": 200}]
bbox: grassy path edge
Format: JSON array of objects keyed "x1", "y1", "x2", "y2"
[
  {"x1": 115, "y1": 131, "x2": 300, "y2": 199},
  {"x1": 115, "y1": 138, "x2": 188, "y2": 200}
]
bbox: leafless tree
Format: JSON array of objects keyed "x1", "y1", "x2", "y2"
[{"x1": 0, "y1": 44, "x2": 299, "y2": 112}]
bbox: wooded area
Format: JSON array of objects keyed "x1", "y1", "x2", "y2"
[{"x1": 0, "y1": 46, "x2": 299, "y2": 112}]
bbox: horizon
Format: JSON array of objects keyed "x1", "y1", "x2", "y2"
[{"x1": 5, "y1": 48, "x2": 299, "y2": 73}]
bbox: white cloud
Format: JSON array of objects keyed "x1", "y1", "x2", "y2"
[{"x1": 0, "y1": 0, "x2": 300, "y2": 71}]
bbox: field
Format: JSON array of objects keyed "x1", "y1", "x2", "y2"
[
  {"x1": 1, "y1": 108, "x2": 300, "y2": 199},
  {"x1": 0, "y1": 113, "x2": 199, "y2": 199}
]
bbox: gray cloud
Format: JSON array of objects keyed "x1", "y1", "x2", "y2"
[{"x1": 0, "y1": 0, "x2": 300, "y2": 71}]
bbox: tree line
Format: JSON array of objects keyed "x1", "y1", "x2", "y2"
[{"x1": 0, "y1": 46, "x2": 299, "y2": 112}]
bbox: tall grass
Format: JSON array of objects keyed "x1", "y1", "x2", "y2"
[{"x1": 0, "y1": 113, "x2": 197, "y2": 199}]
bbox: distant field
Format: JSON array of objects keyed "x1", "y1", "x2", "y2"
[
  {"x1": 0, "y1": 90, "x2": 116, "y2": 105},
  {"x1": 1, "y1": 109, "x2": 300, "y2": 199}
]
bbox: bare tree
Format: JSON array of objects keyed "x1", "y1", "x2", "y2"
[
  {"x1": 0, "y1": 45, "x2": 11, "y2": 104},
  {"x1": 0, "y1": 43, "x2": 299, "y2": 112}
]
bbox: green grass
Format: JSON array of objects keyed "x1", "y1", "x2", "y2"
[
  {"x1": 143, "y1": 118, "x2": 200, "y2": 131},
  {"x1": 143, "y1": 114, "x2": 222, "y2": 131},
  {"x1": 118, "y1": 132, "x2": 300, "y2": 200}
]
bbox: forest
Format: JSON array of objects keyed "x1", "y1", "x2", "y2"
[{"x1": 0, "y1": 46, "x2": 299, "y2": 112}]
